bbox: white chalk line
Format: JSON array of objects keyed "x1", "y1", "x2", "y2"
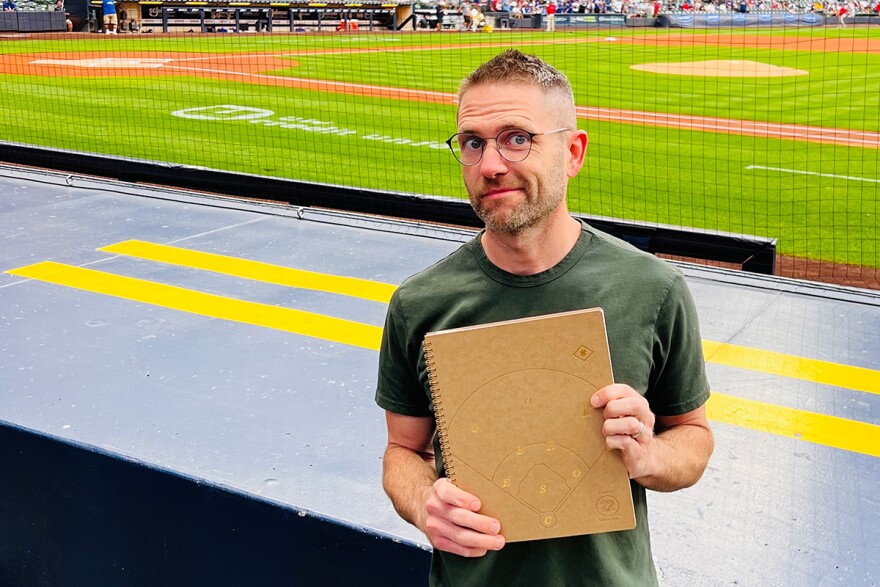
[
  {"x1": 578, "y1": 107, "x2": 880, "y2": 140},
  {"x1": 746, "y1": 166, "x2": 880, "y2": 183},
  {"x1": 162, "y1": 64, "x2": 454, "y2": 100}
]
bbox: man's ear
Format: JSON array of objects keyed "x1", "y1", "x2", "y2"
[{"x1": 566, "y1": 129, "x2": 588, "y2": 178}]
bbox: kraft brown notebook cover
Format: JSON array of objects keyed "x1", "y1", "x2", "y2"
[{"x1": 424, "y1": 308, "x2": 635, "y2": 543}]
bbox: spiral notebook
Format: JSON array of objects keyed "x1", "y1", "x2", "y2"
[{"x1": 424, "y1": 308, "x2": 635, "y2": 542}]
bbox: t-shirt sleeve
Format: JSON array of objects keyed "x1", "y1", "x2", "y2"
[
  {"x1": 375, "y1": 289, "x2": 432, "y2": 417},
  {"x1": 647, "y1": 272, "x2": 711, "y2": 416}
]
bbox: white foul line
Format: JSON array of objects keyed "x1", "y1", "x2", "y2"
[{"x1": 746, "y1": 166, "x2": 880, "y2": 184}]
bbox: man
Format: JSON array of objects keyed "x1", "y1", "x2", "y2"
[
  {"x1": 470, "y1": 4, "x2": 481, "y2": 30},
  {"x1": 102, "y1": 0, "x2": 117, "y2": 34},
  {"x1": 376, "y1": 50, "x2": 713, "y2": 585},
  {"x1": 2, "y1": 0, "x2": 16, "y2": 11},
  {"x1": 545, "y1": 1, "x2": 557, "y2": 30},
  {"x1": 435, "y1": 2, "x2": 445, "y2": 30}
]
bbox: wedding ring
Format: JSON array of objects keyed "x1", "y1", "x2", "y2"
[{"x1": 633, "y1": 421, "x2": 645, "y2": 439}]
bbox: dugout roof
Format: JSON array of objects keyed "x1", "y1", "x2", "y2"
[{"x1": 1, "y1": 164, "x2": 878, "y2": 585}]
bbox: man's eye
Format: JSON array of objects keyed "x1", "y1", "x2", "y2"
[
  {"x1": 462, "y1": 137, "x2": 483, "y2": 151},
  {"x1": 505, "y1": 132, "x2": 531, "y2": 148}
]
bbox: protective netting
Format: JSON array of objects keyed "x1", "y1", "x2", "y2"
[{"x1": 1, "y1": 18, "x2": 877, "y2": 288}]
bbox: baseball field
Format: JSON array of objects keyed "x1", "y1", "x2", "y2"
[{"x1": 1, "y1": 27, "x2": 878, "y2": 277}]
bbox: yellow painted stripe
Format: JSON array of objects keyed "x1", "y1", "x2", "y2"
[
  {"x1": 703, "y1": 340, "x2": 879, "y2": 396},
  {"x1": 99, "y1": 240, "x2": 396, "y2": 305},
  {"x1": 707, "y1": 392, "x2": 880, "y2": 458},
  {"x1": 6, "y1": 262, "x2": 382, "y2": 351},
  {"x1": 92, "y1": 240, "x2": 880, "y2": 396},
  {"x1": 6, "y1": 260, "x2": 880, "y2": 457},
  {"x1": 54, "y1": 242, "x2": 880, "y2": 396}
]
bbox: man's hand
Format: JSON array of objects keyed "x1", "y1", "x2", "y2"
[
  {"x1": 591, "y1": 383, "x2": 713, "y2": 492},
  {"x1": 382, "y1": 412, "x2": 505, "y2": 557},
  {"x1": 424, "y1": 478, "x2": 506, "y2": 557},
  {"x1": 590, "y1": 383, "x2": 657, "y2": 479}
]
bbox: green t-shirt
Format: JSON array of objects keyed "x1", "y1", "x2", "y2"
[{"x1": 376, "y1": 221, "x2": 710, "y2": 586}]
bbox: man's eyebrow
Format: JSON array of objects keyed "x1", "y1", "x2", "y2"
[{"x1": 456, "y1": 124, "x2": 533, "y2": 136}]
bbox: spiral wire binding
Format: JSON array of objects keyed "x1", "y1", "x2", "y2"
[{"x1": 424, "y1": 340, "x2": 456, "y2": 484}]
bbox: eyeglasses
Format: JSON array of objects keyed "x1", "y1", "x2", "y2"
[{"x1": 445, "y1": 127, "x2": 572, "y2": 166}]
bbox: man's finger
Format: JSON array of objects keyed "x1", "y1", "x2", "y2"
[
  {"x1": 445, "y1": 505, "x2": 502, "y2": 536},
  {"x1": 426, "y1": 515, "x2": 505, "y2": 556},
  {"x1": 601, "y1": 396, "x2": 647, "y2": 420},
  {"x1": 603, "y1": 415, "x2": 643, "y2": 438},
  {"x1": 434, "y1": 477, "x2": 482, "y2": 511},
  {"x1": 591, "y1": 383, "x2": 638, "y2": 408}
]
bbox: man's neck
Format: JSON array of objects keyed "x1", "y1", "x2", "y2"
[{"x1": 480, "y1": 213, "x2": 582, "y2": 276}]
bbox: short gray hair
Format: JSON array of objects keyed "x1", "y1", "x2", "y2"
[{"x1": 458, "y1": 50, "x2": 576, "y2": 126}]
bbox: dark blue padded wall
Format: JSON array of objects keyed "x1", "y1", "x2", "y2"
[{"x1": 0, "y1": 423, "x2": 430, "y2": 587}]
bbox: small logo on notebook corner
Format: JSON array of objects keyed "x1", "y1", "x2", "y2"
[
  {"x1": 597, "y1": 496, "x2": 620, "y2": 516},
  {"x1": 573, "y1": 345, "x2": 593, "y2": 361}
]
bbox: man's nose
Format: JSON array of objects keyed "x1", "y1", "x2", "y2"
[{"x1": 479, "y1": 142, "x2": 509, "y2": 178}]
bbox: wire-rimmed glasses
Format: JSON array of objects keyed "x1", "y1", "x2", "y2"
[{"x1": 445, "y1": 127, "x2": 571, "y2": 166}]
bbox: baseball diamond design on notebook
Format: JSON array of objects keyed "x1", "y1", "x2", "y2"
[{"x1": 424, "y1": 308, "x2": 636, "y2": 542}]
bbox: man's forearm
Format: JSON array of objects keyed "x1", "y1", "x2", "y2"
[
  {"x1": 634, "y1": 422, "x2": 714, "y2": 492},
  {"x1": 382, "y1": 443, "x2": 438, "y2": 533}
]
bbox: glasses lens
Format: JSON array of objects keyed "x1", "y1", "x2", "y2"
[
  {"x1": 496, "y1": 129, "x2": 533, "y2": 162},
  {"x1": 450, "y1": 134, "x2": 483, "y2": 165}
]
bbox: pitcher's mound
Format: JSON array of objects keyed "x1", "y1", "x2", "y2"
[{"x1": 631, "y1": 60, "x2": 808, "y2": 77}]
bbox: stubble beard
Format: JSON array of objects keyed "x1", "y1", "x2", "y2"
[{"x1": 468, "y1": 169, "x2": 567, "y2": 235}]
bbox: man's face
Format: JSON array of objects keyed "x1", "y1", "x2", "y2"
[{"x1": 456, "y1": 83, "x2": 577, "y2": 235}]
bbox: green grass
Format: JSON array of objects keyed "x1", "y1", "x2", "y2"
[{"x1": 0, "y1": 28, "x2": 877, "y2": 268}]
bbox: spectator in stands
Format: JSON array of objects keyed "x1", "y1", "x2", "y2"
[
  {"x1": 65, "y1": 11, "x2": 73, "y2": 30},
  {"x1": 2, "y1": 0, "x2": 17, "y2": 11},
  {"x1": 470, "y1": 4, "x2": 481, "y2": 29},
  {"x1": 460, "y1": 1, "x2": 472, "y2": 28},
  {"x1": 102, "y1": 0, "x2": 118, "y2": 33}
]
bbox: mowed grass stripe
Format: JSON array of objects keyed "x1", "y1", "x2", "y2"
[
  {"x1": 703, "y1": 340, "x2": 880, "y2": 396},
  {"x1": 5, "y1": 261, "x2": 383, "y2": 351},
  {"x1": 100, "y1": 240, "x2": 880, "y2": 396},
  {"x1": 99, "y1": 240, "x2": 395, "y2": 304},
  {"x1": 707, "y1": 392, "x2": 880, "y2": 459}
]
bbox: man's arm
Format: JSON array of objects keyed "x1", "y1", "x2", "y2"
[
  {"x1": 382, "y1": 411, "x2": 505, "y2": 557},
  {"x1": 591, "y1": 384, "x2": 713, "y2": 492},
  {"x1": 637, "y1": 405, "x2": 713, "y2": 492},
  {"x1": 382, "y1": 412, "x2": 436, "y2": 532}
]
